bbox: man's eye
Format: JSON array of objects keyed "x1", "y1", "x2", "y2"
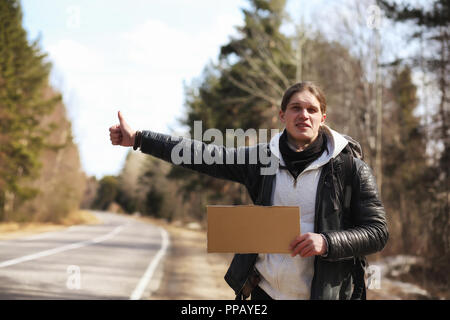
[{"x1": 308, "y1": 108, "x2": 317, "y2": 113}]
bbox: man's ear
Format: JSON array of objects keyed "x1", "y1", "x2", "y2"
[
  {"x1": 279, "y1": 109, "x2": 285, "y2": 123},
  {"x1": 322, "y1": 113, "x2": 327, "y2": 123}
]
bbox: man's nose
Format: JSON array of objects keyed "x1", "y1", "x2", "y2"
[{"x1": 297, "y1": 108, "x2": 308, "y2": 119}]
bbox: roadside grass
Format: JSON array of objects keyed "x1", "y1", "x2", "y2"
[{"x1": 0, "y1": 210, "x2": 101, "y2": 240}]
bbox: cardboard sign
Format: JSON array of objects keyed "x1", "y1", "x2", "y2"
[{"x1": 207, "y1": 205, "x2": 300, "y2": 253}]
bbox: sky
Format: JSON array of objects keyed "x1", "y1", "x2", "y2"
[
  {"x1": 20, "y1": 0, "x2": 249, "y2": 179},
  {"x1": 19, "y1": 0, "x2": 416, "y2": 179},
  {"x1": 20, "y1": 0, "x2": 332, "y2": 179}
]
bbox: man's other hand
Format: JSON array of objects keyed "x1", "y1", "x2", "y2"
[{"x1": 289, "y1": 232, "x2": 327, "y2": 258}]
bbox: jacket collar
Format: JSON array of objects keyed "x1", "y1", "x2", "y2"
[{"x1": 268, "y1": 125, "x2": 349, "y2": 173}]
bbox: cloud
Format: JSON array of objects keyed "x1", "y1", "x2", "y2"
[
  {"x1": 120, "y1": 15, "x2": 241, "y2": 73},
  {"x1": 48, "y1": 39, "x2": 105, "y2": 73},
  {"x1": 45, "y1": 14, "x2": 243, "y2": 179}
]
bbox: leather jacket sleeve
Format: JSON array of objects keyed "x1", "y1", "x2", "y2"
[
  {"x1": 322, "y1": 158, "x2": 389, "y2": 261},
  {"x1": 139, "y1": 130, "x2": 259, "y2": 186}
]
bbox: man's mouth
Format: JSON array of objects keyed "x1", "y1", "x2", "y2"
[{"x1": 295, "y1": 123, "x2": 311, "y2": 128}]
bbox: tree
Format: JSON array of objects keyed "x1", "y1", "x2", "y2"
[
  {"x1": 80, "y1": 176, "x2": 99, "y2": 209},
  {"x1": 17, "y1": 88, "x2": 86, "y2": 223},
  {"x1": 0, "y1": 0, "x2": 61, "y2": 220},
  {"x1": 167, "y1": 0, "x2": 293, "y2": 220},
  {"x1": 92, "y1": 176, "x2": 119, "y2": 211},
  {"x1": 378, "y1": 0, "x2": 449, "y2": 285},
  {"x1": 114, "y1": 151, "x2": 183, "y2": 221},
  {"x1": 377, "y1": 0, "x2": 449, "y2": 220},
  {"x1": 169, "y1": 0, "x2": 378, "y2": 220},
  {"x1": 116, "y1": 151, "x2": 147, "y2": 213},
  {"x1": 382, "y1": 66, "x2": 430, "y2": 253},
  {"x1": 219, "y1": 0, "x2": 293, "y2": 120}
]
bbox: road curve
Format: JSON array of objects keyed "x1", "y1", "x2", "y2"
[{"x1": 0, "y1": 211, "x2": 169, "y2": 299}]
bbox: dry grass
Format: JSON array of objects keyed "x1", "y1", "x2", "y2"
[
  {"x1": 0, "y1": 210, "x2": 101, "y2": 240},
  {"x1": 58, "y1": 209, "x2": 101, "y2": 226}
]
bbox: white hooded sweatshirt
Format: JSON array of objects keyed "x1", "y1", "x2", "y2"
[{"x1": 254, "y1": 125, "x2": 349, "y2": 300}]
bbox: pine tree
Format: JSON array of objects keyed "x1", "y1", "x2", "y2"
[
  {"x1": 377, "y1": 0, "x2": 449, "y2": 218},
  {"x1": 218, "y1": 0, "x2": 293, "y2": 130},
  {"x1": 17, "y1": 90, "x2": 86, "y2": 223},
  {"x1": 382, "y1": 66, "x2": 430, "y2": 254},
  {"x1": 0, "y1": 0, "x2": 61, "y2": 220},
  {"x1": 169, "y1": 0, "x2": 375, "y2": 220},
  {"x1": 378, "y1": 0, "x2": 449, "y2": 283},
  {"x1": 166, "y1": 0, "x2": 292, "y2": 220}
]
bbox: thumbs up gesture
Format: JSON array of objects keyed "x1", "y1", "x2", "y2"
[{"x1": 109, "y1": 111, "x2": 136, "y2": 147}]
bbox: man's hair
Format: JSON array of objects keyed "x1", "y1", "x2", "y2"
[{"x1": 280, "y1": 82, "x2": 327, "y2": 114}]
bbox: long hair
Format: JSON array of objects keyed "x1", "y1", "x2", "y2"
[{"x1": 280, "y1": 82, "x2": 327, "y2": 114}]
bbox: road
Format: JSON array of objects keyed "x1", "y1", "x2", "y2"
[
  {"x1": 0, "y1": 211, "x2": 169, "y2": 299},
  {"x1": 1, "y1": 211, "x2": 431, "y2": 300}
]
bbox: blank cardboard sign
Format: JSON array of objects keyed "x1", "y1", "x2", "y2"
[{"x1": 207, "y1": 205, "x2": 300, "y2": 253}]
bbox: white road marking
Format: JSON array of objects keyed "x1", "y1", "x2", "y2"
[
  {"x1": 0, "y1": 229, "x2": 67, "y2": 245},
  {"x1": 0, "y1": 225, "x2": 124, "y2": 268},
  {"x1": 130, "y1": 227, "x2": 170, "y2": 300},
  {"x1": 0, "y1": 216, "x2": 103, "y2": 244}
]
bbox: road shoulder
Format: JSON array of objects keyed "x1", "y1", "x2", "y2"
[
  {"x1": 134, "y1": 216, "x2": 234, "y2": 300},
  {"x1": 0, "y1": 210, "x2": 100, "y2": 240}
]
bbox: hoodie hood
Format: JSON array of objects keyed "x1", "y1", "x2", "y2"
[{"x1": 269, "y1": 125, "x2": 348, "y2": 172}]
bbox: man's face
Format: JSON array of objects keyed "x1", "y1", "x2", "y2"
[{"x1": 279, "y1": 90, "x2": 326, "y2": 148}]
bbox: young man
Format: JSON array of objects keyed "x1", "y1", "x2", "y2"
[{"x1": 109, "y1": 82, "x2": 389, "y2": 300}]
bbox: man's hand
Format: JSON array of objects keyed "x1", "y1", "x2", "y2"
[
  {"x1": 109, "y1": 111, "x2": 136, "y2": 147},
  {"x1": 289, "y1": 232, "x2": 327, "y2": 258}
]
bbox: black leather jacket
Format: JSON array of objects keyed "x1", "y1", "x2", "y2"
[{"x1": 139, "y1": 130, "x2": 389, "y2": 300}]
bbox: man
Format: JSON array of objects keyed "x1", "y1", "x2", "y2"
[{"x1": 109, "y1": 82, "x2": 389, "y2": 300}]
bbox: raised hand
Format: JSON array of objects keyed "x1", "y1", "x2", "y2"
[{"x1": 109, "y1": 111, "x2": 136, "y2": 147}]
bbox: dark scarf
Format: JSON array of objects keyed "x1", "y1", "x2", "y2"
[{"x1": 279, "y1": 127, "x2": 328, "y2": 181}]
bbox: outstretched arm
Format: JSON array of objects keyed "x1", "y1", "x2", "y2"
[{"x1": 109, "y1": 111, "x2": 262, "y2": 186}]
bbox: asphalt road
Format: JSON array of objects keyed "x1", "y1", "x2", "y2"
[{"x1": 0, "y1": 211, "x2": 169, "y2": 299}]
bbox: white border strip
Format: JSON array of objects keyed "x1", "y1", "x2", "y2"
[{"x1": 130, "y1": 227, "x2": 170, "y2": 300}]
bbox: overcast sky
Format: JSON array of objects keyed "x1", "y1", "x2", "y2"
[{"x1": 20, "y1": 0, "x2": 409, "y2": 179}]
